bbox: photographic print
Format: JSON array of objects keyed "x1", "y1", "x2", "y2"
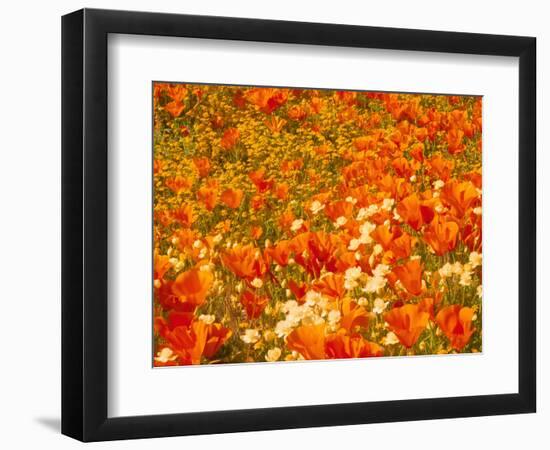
[{"x1": 152, "y1": 82, "x2": 482, "y2": 367}]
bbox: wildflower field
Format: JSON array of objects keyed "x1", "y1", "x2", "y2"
[{"x1": 153, "y1": 82, "x2": 482, "y2": 366}]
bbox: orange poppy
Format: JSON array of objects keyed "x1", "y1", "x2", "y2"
[
  {"x1": 171, "y1": 204, "x2": 195, "y2": 227},
  {"x1": 164, "y1": 320, "x2": 208, "y2": 365},
  {"x1": 446, "y1": 128, "x2": 465, "y2": 154},
  {"x1": 435, "y1": 305, "x2": 476, "y2": 351},
  {"x1": 154, "y1": 250, "x2": 171, "y2": 283},
  {"x1": 427, "y1": 154, "x2": 454, "y2": 181},
  {"x1": 220, "y1": 188, "x2": 244, "y2": 209},
  {"x1": 193, "y1": 157, "x2": 211, "y2": 178},
  {"x1": 391, "y1": 258, "x2": 424, "y2": 296},
  {"x1": 397, "y1": 193, "x2": 433, "y2": 231},
  {"x1": 153, "y1": 159, "x2": 164, "y2": 174},
  {"x1": 312, "y1": 273, "x2": 346, "y2": 299},
  {"x1": 197, "y1": 184, "x2": 218, "y2": 211},
  {"x1": 220, "y1": 127, "x2": 240, "y2": 150},
  {"x1": 389, "y1": 232, "x2": 414, "y2": 260},
  {"x1": 249, "y1": 167, "x2": 274, "y2": 193},
  {"x1": 165, "y1": 176, "x2": 192, "y2": 194},
  {"x1": 423, "y1": 215, "x2": 459, "y2": 256},
  {"x1": 203, "y1": 323, "x2": 232, "y2": 358},
  {"x1": 166, "y1": 84, "x2": 188, "y2": 102},
  {"x1": 251, "y1": 194, "x2": 266, "y2": 210},
  {"x1": 173, "y1": 228, "x2": 197, "y2": 251},
  {"x1": 264, "y1": 116, "x2": 287, "y2": 134},
  {"x1": 440, "y1": 180, "x2": 479, "y2": 218},
  {"x1": 245, "y1": 88, "x2": 288, "y2": 114},
  {"x1": 250, "y1": 225, "x2": 263, "y2": 240},
  {"x1": 339, "y1": 298, "x2": 370, "y2": 332},
  {"x1": 286, "y1": 323, "x2": 326, "y2": 360},
  {"x1": 371, "y1": 223, "x2": 399, "y2": 250},
  {"x1": 171, "y1": 268, "x2": 214, "y2": 308},
  {"x1": 287, "y1": 105, "x2": 308, "y2": 121},
  {"x1": 384, "y1": 303, "x2": 429, "y2": 348},
  {"x1": 409, "y1": 143, "x2": 424, "y2": 162},
  {"x1": 324, "y1": 200, "x2": 354, "y2": 222},
  {"x1": 240, "y1": 290, "x2": 269, "y2": 319},
  {"x1": 221, "y1": 244, "x2": 267, "y2": 280},
  {"x1": 418, "y1": 297, "x2": 435, "y2": 320},
  {"x1": 325, "y1": 331, "x2": 384, "y2": 358},
  {"x1": 288, "y1": 280, "x2": 308, "y2": 304},
  {"x1": 164, "y1": 100, "x2": 185, "y2": 118},
  {"x1": 265, "y1": 240, "x2": 292, "y2": 266},
  {"x1": 273, "y1": 182, "x2": 289, "y2": 200}
]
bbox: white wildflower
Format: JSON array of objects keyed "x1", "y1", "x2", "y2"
[
  {"x1": 240, "y1": 329, "x2": 260, "y2": 344},
  {"x1": 265, "y1": 347, "x2": 282, "y2": 362}
]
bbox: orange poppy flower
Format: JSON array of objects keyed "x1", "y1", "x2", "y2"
[
  {"x1": 312, "y1": 273, "x2": 346, "y2": 299},
  {"x1": 392, "y1": 258, "x2": 424, "y2": 296},
  {"x1": 384, "y1": 303, "x2": 429, "y2": 348},
  {"x1": 446, "y1": 128, "x2": 465, "y2": 154},
  {"x1": 166, "y1": 84, "x2": 188, "y2": 102},
  {"x1": 414, "y1": 127, "x2": 428, "y2": 142},
  {"x1": 240, "y1": 290, "x2": 269, "y2": 319},
  {"x1": 325, "y1": 332, "x2": 383, "y2": 359},
  {"x1": 220, "y1": 127, "x2": 240, "y2": 150},
  {"x1": 423, "y1": 215, "x2": 459, "y2": 256},
  {"x1": 418, "y1": 297, "x2": 435, "y2": 320},
  {"x1": 154, "y1": 310, "x2": 194, "y2": 337},
  {"x1": 371, "y1": 223, "x2": 399, "y2": 250},
  {"x1": 220, "y1": 187, "x2": 244, "y2": 209},
  {"x1": 287, "y1": 105, "x2": 308, "y2": 121},
  {"x1": 427, "y1": 154, "x2": 454, "y2": 181},
  {"x1": 171, "y1": 204, "x2": 195, "y2": 227},
  {"x1": 409, "y1": 143, "x2": 424, "y2": 162},
  {"x1": 171, "y1": 268, "x2": 214, "y2": 308},
  {"x1": 286, "y1": 323, "x2": 326, "y2": 360},
  {"x1": 265, "y1": 240, "x2": 292, "y2": 266},
  {"x1": 250, "y1": 225, "x2": 263, "y2": 240},
  {"x1": 165, "y1": 176, "x2": 192, "y2": 194},
  {"x1": 251, "y1": 194, "x2": 265, "y2": 210},
  {"x1": 153, "y1": 159, "x2": 164, "y2": 174},
  {"x1": 249, "y1": 167, "x2": 274, "y2": 193},
  {"x1": 324, "y1": 200, "x2": 354, "y2": 222},
  {"x1": 221, "y1": 244, "x2": 267, "y2": 280},
  {"x1": 154, "y1": 250, "x2": 171, "y2": 283},
  {"x1": 440, "y1": 180, "x2": 479, "y2": 218},
  {"x1": 197, "y1": 184, "x2": 218, "y2": 211},
  {"x1": 193, "y1": 157, "x2": 211, "y2": 178},
  {"x1": 392, "y1": 157, "x2": 417, "y2": 179},
  {"x1": 288, "y1": 280, "x2": 308, "y2": 304},
  {"x1": 173, "y1": 228, "x2": 197, "y2": 251},
  {"x1": 273, "y1": 182, "x2": 289, "y2": 200},
  {"x1": 245, "y1": 88, "x2": 288, "y2": 114},
  {"x1": 305, "y1": 96, "x2": 323, "y2": 114},
  {"x1": 203, "y1": 323, "x2": 232, "y2": 358},
  {"x1": 389, "y1": 232, "x2": 414, "y2": 260},
  {"x1": 397, "y1": 193, "x2": 433, "y2": 231},
  {"x1": 164, "y1": 320, "x2": 208, "y2": 365},
  {"x1": 435, "y1": 305, "x2": 476, "y2": 351},
  {"x1": 308, "y1": 231, "x2": 340, "y2": 264},
  {"x1": 339, "y1": 298, "x2": 370, "y2": 332},
  {"x1": 162, "y1": 320, "x2": 230, "y2": 365},
  {"x1": 164, "y1": 100, "x2": 185, "y2": 118},
  {"x1": 264, "y1": 116, "x2": 287, "y2": 134}
]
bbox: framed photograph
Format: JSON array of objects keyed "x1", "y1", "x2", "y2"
[{"x1": 61, "y1": 8, "x2": 536, "y2": 442}]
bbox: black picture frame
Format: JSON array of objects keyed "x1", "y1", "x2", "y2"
[{"x1": 61, "y1": 8, "x2": 536, "y2": 442}]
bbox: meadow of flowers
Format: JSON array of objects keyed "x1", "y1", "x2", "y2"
[{"x1": 153, "y1": 82, "x2": 482, "y2": 367}]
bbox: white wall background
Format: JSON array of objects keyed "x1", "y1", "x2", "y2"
[{"x1": 0, "y1": 1, "x2": 546, "y2": 448}]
